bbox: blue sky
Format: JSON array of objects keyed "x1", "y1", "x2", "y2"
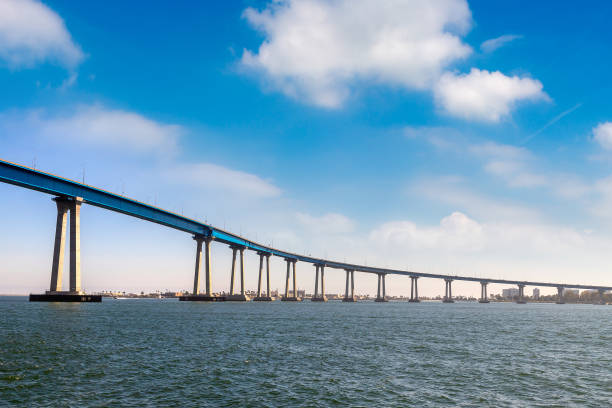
[{"x1": 1, "y1": 0, "x2": 612, "y2": 296}]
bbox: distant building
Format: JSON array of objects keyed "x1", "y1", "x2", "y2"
[
  {"x1": 502, "y1": 288, "x2": 519, "y2": 299},
  {"x1": 532, "y1": 288, "x2": 540, "y2": 300}
]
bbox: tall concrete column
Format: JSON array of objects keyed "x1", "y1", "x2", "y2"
[
  {"x1": 204, "y1": 237, "x2": 213, "y2": 296},
  {"x1": 49, "y1": 198, "x2": 70, "y2": 292},
  {"x1": 320, "y1": 265, "x2": 325, "y2": 298},
  {"x1": 292, "y1": 260, "x2": 297, "y2": 298},
  {"x1": 314, "y1": 265, "x2": 319, "y2": 297},
  {"x1": 257, "y1": 253, "x2": 264, "y2": 297},
  {"x1": 350, "y1": 271, "x2": 354, "y2": 297},
  {"x1": 69, "y1": 197, "x2": 83, "y2": 293},
  {"x1": 382, "y1": 274, "x2": 386, "y2": 298},
  {"x1": 345, "y1": 270, "x2": 350, "y2": 298},
  {"x1": 229, "y1": 247, "x2": 237, "y2": 295},
  {"x1": 284, "y1": 259, "x2": 290, "y2": 298},
  {"x1": 266, "y1": 255, "x2": 271, "y2": 297},
  {"x1": 410, "y1": 276, "x2": 420, "y2": 302},
  {"x1": 517, "y1": 284, "x2": 526, "y2": 304},
  {"x1": 256, "y1": 253, "x2": 263, "y2": 297},
  {"x1": 556, "y1": 286, "x2": 565, "y2": 304},
  {"x1": 192, "y1": 236, "x2": 204, "y2": 295},
  {"x1": 376, "y1": 274, "x2": 388, "y2": 302},
  {"x1": 239, "y1": 248, "x2": 245, "y2": 296},
  {"x1": 443, "y1": 279, "x2": 454, "y2": 303},
  {"x1": 479, "y1": 282, "x2": 489, "y2": 303}
]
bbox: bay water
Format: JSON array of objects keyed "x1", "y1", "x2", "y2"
[{"x1": 1, "y1": 297, "x2": 610, "y2": 407}]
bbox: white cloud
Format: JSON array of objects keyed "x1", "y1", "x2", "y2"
[
  {"x1": 592, "y1": 122, "x2": 612, "y2": 150},
  {"x1": 370, "y1": 211, "x2": 589, "y2": 255},
  {"x1": 29, "y1": 105, "x2": 181, "y2": 153},
  {"x1": 0, "y1": 0, "x2": 83, "y2": 68},
  {"x1": 371, "y1": 212, "x2": 484, "y2": 251},
  {"x1": 434, "y1": 68, "x2": 548, "y2": 122},
  {"x1": 169, "y1": 163, "x2": 281, "y2": 199},
  {"x1": 241, "y1": 0, "x2": 472, "y2": 108},
  {"x1": 296, "y1": 212, "x2": 355, "y2": 234},
  {"x1": 480, "y1": 34, "x2": 522, "y2": 53}
]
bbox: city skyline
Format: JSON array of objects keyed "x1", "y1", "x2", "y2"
[{"x1": 2, "y1": 0, "x2": 612, "y2": 297}]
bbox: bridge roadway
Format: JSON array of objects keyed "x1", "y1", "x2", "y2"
[{"x1": 1, "y1": 158, "x2": 611, "y2": 301}]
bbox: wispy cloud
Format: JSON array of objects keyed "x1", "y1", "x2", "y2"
[
  {"x1": 296, "y1": 212, "x2": 355, "y2": 234},
  {"x1": 480, "y1": 34, "x2": 523, "y2": 53},
  {"x1": 8, "y1": 105, "x2": 182, "y2": 154},
  {"x1": 167, "y1": 163, "x2": 282, "y2": 199}
]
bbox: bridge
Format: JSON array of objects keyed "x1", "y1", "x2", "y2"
[{"x1": 1, "y1": 158, "x2": 611, "y2": 303}]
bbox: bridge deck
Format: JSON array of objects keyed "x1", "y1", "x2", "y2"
[{"x1": 1, "y1": 158, "x2": 610, "y2": 291}]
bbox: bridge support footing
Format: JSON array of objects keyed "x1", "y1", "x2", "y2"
[
  {"x1": 281, "y1": 296, "x2": 302, "y2": 301},
  {"x1": 253, "y1": 296, "x2": 273, "y2": 301},
  {"x1": 225, "y1": 294, "x2": 250, "y2": 301},
  {"x1": 30, "y1": 292, "x2": 101, "y2": 302},
  {"x1": 409, "y1": 299, "x2": 421, "y2": 303},
  {"x1": 179, "y1": 295, "x2": 225, "y2": 302},
  {"x1": 342, "y1": 296, "x2": 356, "y2": 302},
  {"x1": 375, "y1": 298, "x2": 388, "y2": 302},
  {"x1": 478, "y1": 300, "x2": 490, "y2": 303},
  {"x1": 442, "y1": 299, "x2": 454, "y2": 303},
  {"x1": 311, "y1": 296, "x2": 327, "y2": 302}
]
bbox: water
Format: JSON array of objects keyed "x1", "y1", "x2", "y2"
[{"x1": 0, "y1": 298, "x2": 610, "y2": 407}]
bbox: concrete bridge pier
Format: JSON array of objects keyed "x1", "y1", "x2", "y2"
[
  {"x1": 180, "y1": 235, "x2": 220, "y2": 301},
  {"x1": 443, "y1": 279, "x2": 454, "y2": 303},
  {"x1": 312, "y1": 264, "x2": 327, "y2": 301},
  {"x1": 409, "y1": 276, "x2": 420, "y2": 302},
  {"x1": 479, "y1": 281, "x2": 489, "y2": 303},
  {"x1": 597, "y1": 289, "x2": 606, "y2": 305},
  {"x1": 282, "y1": 258, "x2": 301, "y2": 301},
  {"x1": 516, "y1": 284, "x2": 526, "y2": 304},
  {"x1": 375, "y1": 273, "x2": 388, "y2": 302},
  {"x1": 343, "y1": 270, "x2": 356, "y2": 302},
  {"x1": 30, "y1": 197, "x2": 100, "y2": 302},
  {"x1": 556, "y1": 286, "x2": 565, "y2": 304},
  {"x1": 253, "y1": 252, "x2": 272, "y2": 301},
  {"x1": 226, "y1": 245, "x2": 249, "y2": 301}
]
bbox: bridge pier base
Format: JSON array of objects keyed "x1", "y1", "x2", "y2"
[
  {"x1": 343, "y1": 270, "x2": 356, "y2": 302},
  {"x1": 226, "y1": 245, "x2": 249, "y2": 301},
  {"x1": 443, "y1": 279, "x2": 454, "y2": 303},
  {"x1": 479, "y1": 281, "x2": 489, "y2": 303},
  {"x1": 596, "y1": 289, "x2": 606, "y2": 305},
  {"x1": 312, "y1": 264, "x2": 327, "y2": 301},
  {"x1": 188, "y1": 235, "x2": 220, "y2": 301},
  {"x1": 31, "y1": 197, "x2": 96, "y2": 302},
  {"x1": 375, "y1": 273, "x2": 388, "y2": 302},
  {"x1": 253, "y1": 252, "x2": 273, "y2": 301},
  {"x1": 556, "y1": 286, "x2": 565, "y2": 304},
  {"x1": 281, "y1": 258, "x2": 301, "y2": 301},
  {"x1": 179, "y1": 295, "x2": 225, "y2": 301},
  {"x1": 409, "y1": 276, "x2": 420, "y2": 302},
  {"x1": 516, "y1": 284, "x2": 526, "y2": 304}
]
